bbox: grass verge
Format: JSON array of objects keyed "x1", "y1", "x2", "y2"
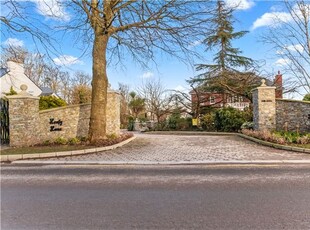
[{"x1": 1, "y1": 133, "x2": 134, "y2": 155}]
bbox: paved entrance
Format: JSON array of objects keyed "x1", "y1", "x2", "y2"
[{"x1": 34, "y1": 134, "x2": 310, "y2": 163}]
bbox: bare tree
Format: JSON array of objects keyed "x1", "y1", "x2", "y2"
[
  {"x1": 70, "y1": 71, "x2": 92, "y2": 104},
  {"x1": 118, "y1": 83, "x2": 130, "y2": 127},
  {"x1": 1, "y1": 45, "x2": 28, "y2": 64},
  {"x1": 171, "y1": 84, "x2": 206, "y2": 119},
  {"x1": 138, "y1": 78, "x2": 172, "y2": 123},
  {"x1": 261, "y1": 0, "x2": 310, "y2": 95},
  {"x1": 1, "y1": 45, "x2": 72, "y2": 100},
  {"x1": 2, "y1": 0, "x2": 212, "y2": 142}
]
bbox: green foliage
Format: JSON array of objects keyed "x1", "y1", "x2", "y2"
[
  {"x1": 273, "y1": 131, "x2": 310, "y2": 144},
  {"x1": 303, "y1": 93, "x2": 310, "y2": 101},
  {"x1": 200, "y1": 113, "x2": 215, "y2": 131},
  {"x1": 68, "y1": 137, "x2": 81, "y2": 145},
  {"x1": 214, "y1": 107, "x2": 250, "y2": 132},
  {"x1": 167, "y1": 111, "x2": 192, "y2": 130},
  {"x1": 128, "y1": 91, "x2": 145, "y2": 119},
  {"x1": 242, "y1": 129, "x2": 310, "y2": 145},
  {"x1": 190, "y1": 0, "x2": 255, "y2": 100},
  {"x1": 241, "y1": 121, "x2": 254, "y2": 130},
  {"x1": 168, "y1": 111, "x2": 181, "y2": 130},
  {"x1": 39, "y1": 96, "x2": 66, "y2": 110},
  {"x1": 5, "y1": 86, "x2": 18, "y2": 96},
  {"x1": 127, "y1": 116, "x2": 135, "y2": 131},
  {"x1": 54, "y1": 137, "x2": 68, "y2": 145}
]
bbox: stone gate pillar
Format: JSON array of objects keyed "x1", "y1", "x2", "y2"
[
  {"x1": 252, "y1": 80, "x2": 276, "y2": 131},
  {"x1": 6, "y1": 84, "x2": 40, "y2": 147},
  {"x1": 106, "y1": 89, "x2": 120, "y2": 136}
]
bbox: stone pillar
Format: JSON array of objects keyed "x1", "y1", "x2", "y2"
[
  {"x1": 106, "y1": 89, "x2": 120, "y2": 136},
  {"x1": 252, "y1": 80, "x2": 276, "y2": 131},
  {"x1": 6, "y1": 84, "x2": 40, "y2": 147}
]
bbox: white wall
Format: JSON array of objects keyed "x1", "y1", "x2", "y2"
[{"x1": 0, "y1": 61, "x2": 42, "y2": 97}]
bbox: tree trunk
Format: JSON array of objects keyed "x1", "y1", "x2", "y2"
[{"x1": 89, "y1": 34, "x2": 109, "y2": 142}]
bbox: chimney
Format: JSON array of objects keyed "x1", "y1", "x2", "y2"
[{"x1": 274, "y1": 70, "x2": 283, "y2": 99}]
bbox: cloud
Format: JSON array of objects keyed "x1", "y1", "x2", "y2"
[
  {"x1": 31, "y1": 0, "x2": 70, "y2": 21},
  {"x1": 141, "y1": 71, "x2": 154, "y2": 79},
  {"x1": 251, "y1": 12, "x2": 292, "y2": 30},
  {"x1": 53, "y1": 55, "x2": 83, "y2": 66},
  {"x1": 3, "y1": 38, "x2": 24, "y2": 47},
  {"x1": 275, "y1": 58, "x2": 291, "y2": 66},
  {"x1": 174, "y1": 85, "x2": 187, "y2": 92},
  {"x1": 286, "y1": 44, "x2": 304, "y2": 53},
  {"x1": 277, "y1": 44, "x2": 304, "y2": 55},
  {"x1": 189, "y1": 40, "x2": 203, "y2": 48},
  {"x1": 225, "y1": 0, "x2": 255, "y2": 10}
]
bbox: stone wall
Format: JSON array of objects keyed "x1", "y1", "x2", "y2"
[
  {"x1": 8, "y1": 94, "x2": 41, "y2": 147},
  {"x1": 276, "y1": 99, "x2": 310, "y2": 133},
  {"x1": 7, "y1": 86, "x2": 121, "y2": 147},
  {"x1": 252, "y1": 81, "x2": 310, "y2": 133},
  {"x1": 39, "y1": 104, "x2": 91, "y2": 142}
]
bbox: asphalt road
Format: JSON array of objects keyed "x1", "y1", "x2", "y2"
[{"x1": 1, "y1": 164, "x2": 310, "y2": 230}]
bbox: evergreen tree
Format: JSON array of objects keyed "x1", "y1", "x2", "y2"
[{"x1": 191, "y1": 0, "x2": 258, "y2": 100}]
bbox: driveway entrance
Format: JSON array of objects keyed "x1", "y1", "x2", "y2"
[{"x1": 35, "y1": 133, "x2": 310, "y2": 163}]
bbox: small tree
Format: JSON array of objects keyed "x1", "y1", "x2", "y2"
[
  {"x1": 5, "y1": 86, "x2": 18, "y2": 96},
  {"x1": 128, "y1": 92, "x2": 145, "y2": 120}
]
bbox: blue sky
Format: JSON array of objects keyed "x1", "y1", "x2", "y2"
[{"x1": 1, "y1": 0, "x2": 306, "y2": 98}]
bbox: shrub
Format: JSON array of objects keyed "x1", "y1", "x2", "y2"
[
  {"x1": 296, "y1": 135, "x2": 310, "y2": 144},
  {"x1": 303, "y1": 93, "x2": 310, "y2": 101},
  {"x1": 5, "y1": 86, "x2": 18, "y2": 96},
  {"x1": 39, "y1": 96, "x2": 66, "y2": 110},
  {"x1": 241, "y1": 121, "x2": 254, "y2": 130},
  {"x1": 242, "y1": 129, "x2": 310, "y2": 145},
  {"x1": 68, "y1": 137, "x2": 81, "y2": 145},
  {"x1": 214, "y1": 107, "x2": 250, "y2": 132},
  {"x1": 127, "y1": 116, "x2": 134, "y2": 131},
  {"x1": 200, "y1": 113, "x2": 215, "y2": 131},
  {"x1": 54, "y1": 137, "x2": 68, "y2": 145}
]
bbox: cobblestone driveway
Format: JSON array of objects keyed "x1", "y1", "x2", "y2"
[{"x1": 40, "y1": 134, "x2": 310, "y2": 162}]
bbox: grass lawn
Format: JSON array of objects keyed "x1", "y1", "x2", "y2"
[{"x1": 0, "y1": 145, "x2": 96, "y2": 155}]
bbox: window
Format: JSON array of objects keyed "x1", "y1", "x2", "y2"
[{"x1": 210, "y1": 96, "x2": 215, "y2": 104}]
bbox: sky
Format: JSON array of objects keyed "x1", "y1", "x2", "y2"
[{"x1": 1, "y1": 0, "x2": 308, "y2": 99}]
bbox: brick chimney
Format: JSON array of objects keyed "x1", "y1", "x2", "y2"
[{"x1": 274, "y1": 71, "x2": 283, "y2": 99}]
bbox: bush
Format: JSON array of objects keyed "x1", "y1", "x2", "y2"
[
  {"x1": 68, "y1": 137, "x2": 81, "y2": 145},
  {"x1": 39, "y1": 96, "x2": 66, "y2": 110},
  {"x1": 54, "y1": 137, "x2": 68, "y2": 145},
  {"x1": 200, "y1": 113, "x2": 215, "y2": 131},
  {"x1": 214, "y1": 107, "x2": 250, "y2": 132},
  {"x1": 5, "y1": 86, "x2": 17, "y2": 96},
  {"x1": 242, "y1": 129, "x2": 310, "y2": 145},
  {"x1": 303, "y1": 93, "x2": 310, "y2": 101},
  {"x1": 241, "y1": 121, "x2": 254, "y2": 130}
]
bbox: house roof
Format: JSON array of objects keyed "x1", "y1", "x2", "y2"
[
  {"x1": 0, "y1": 68, "x2": 8, "y2": 77},
  {"x1": 40, "y1": 87, "x2": 55, "y2": 96}
]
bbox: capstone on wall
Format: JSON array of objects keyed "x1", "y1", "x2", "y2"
[
  {"x1": 7, "y1": 88, "x2": 121, "y2": 147},
  {"x1": 276, "y1": 99, "x2": 310, "y2": 133}
]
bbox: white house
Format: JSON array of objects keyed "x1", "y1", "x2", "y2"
[{"x1": 1, "y1": 61, "x2": 45, "y2": 97}]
